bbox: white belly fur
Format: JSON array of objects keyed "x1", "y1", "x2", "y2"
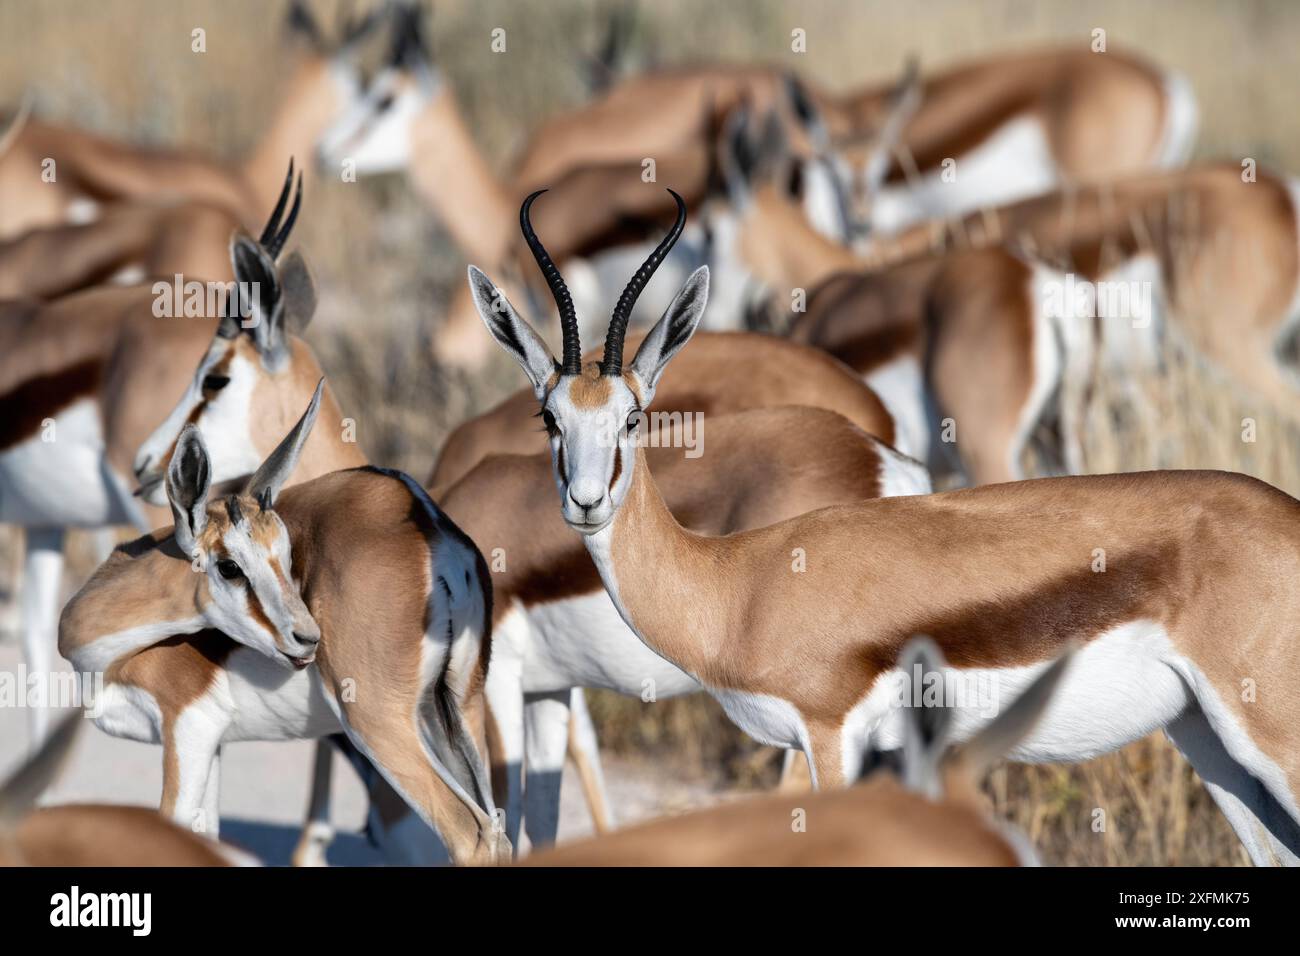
[{"x1": 0, "y1": 398, "x2": 144, "y2": 528}]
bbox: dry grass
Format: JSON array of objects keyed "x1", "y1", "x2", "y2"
[{"x1": 3, "y1": 0, "x2": 1299, "y2": 865}]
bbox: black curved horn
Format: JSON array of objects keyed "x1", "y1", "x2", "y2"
[
  {"x1": 520, "y1": 189, "x2": 582, "y2": 375},
  {"x1": 602, "y1": 188, "x2": 687, "y2": 375},
  {"x1": 258, "y1": 159, "x2": 303, "y2": 259}
]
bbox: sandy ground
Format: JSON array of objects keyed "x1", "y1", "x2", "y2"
[{"x1": 0, "y1": 638, "x2": 724, "y2": 865}]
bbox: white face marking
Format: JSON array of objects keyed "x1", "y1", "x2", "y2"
[
  {"x1": 316, "y1": 68, "x2": 438, "y2": 174},
  {"x1": 135, "y1": 343, "x2": 262, "y2": 505},
  {"x1": 544, "y1": 375, "x2": 645, "y2": 535},
  {"x1": 199, "y1": 510, "x2": 319, "y2": 668}
]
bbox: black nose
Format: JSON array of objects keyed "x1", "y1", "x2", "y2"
[{"x1": 294, "y1": 631, "x2": 320, "y2": 647}]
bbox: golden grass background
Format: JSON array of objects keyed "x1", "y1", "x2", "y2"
[{"x1": 4, "y1": 0, "x2": 1300, "y2": 864}]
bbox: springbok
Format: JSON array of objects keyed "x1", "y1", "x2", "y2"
[
  {"x1": 521, "y1": 639, "x2": 1068, "y2": 866},
  {"x1": 731, "y1": 149, "x2": 1300, "y2": 477},
  {"x1": 59, "y1": 390, "x2": 507, "y2": 865},
  {"x1": 0, "y1": 0, "x2": 384, "y2": 240},
  {"x1": 0, "y1": 165, "x2": 314, "y2": 748},
  {"x1": 477, "y1": 189, "x2": 1300, "y2": 867},
  {"x1": 316, "y1": 2, "x2": 724, "y2": 367},
  {"x1": 0, "y1": 712, "x2": 257, "y2": 866},
  {"x1": 131, "y1": 196, "x2": 914, "y2": 854}
]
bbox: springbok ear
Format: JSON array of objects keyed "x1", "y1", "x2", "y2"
[
  {"x1": 629, "y1": 266, "x2": 709, "y2": 399},
  {"x1": 951, "y1": 646, "x2": 1073, "y2": 782},
  {"x1": 245, "y1": 380, "x2": 323, "y2": 508},
  {"x1": 720, "y1": 106, "x2": 756, "y2": 208},
  {"x1": 865, "y1": 56, "x2": 923, "y2": 193},
  {"x1": 167, "y1": 425, "x2": 212, "y2": 556},
  {"x1": 468, "y1": 266, "x2": 558, "y2": 398},
  {"x1": 0, "y1": 712, "x2": 82, "y2": 831},
  {"x1": 279, "y1": 250, "x2": 317, "y2": 336},
  {"x1": 284, "y1": 0, "x2": 325, "y2": 52},
  {"x1": 783, "y1": 73, "x2": 830, "y2": 152},
  {"x1": 230, "y1": 235, "x2": 287, "y2": 361},
  {"x1": 897, "y1": 636, "x2": 953, "y2": 800}
]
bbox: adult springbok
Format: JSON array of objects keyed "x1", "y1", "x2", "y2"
[
  {"x1": 0, "y1": 0, "x2": 385, "y2": 240},
  {"x1": 0, "y1": 712, "x2": 257, "y2": 866},
  {"x1": 522, "y1": 639, "x2": 1068, "y2": 866},
  {"x1": 133, "y1": 190, "x2": 915, "y2": 854},
  {"x1": 477, "y1": 189, "x2": 1300, "y2": 867},
  {"x1": 316, "y1": 2, "x2": 725, "y2": 367},
  {"x1": 0, "y1": 164, "x2": 313, "y2": 748},
  {"x1": 60, "y1": 391, "x2": 507, "y2": 865}
]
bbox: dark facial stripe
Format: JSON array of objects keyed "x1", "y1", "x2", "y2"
[
  {"x1": 609, "y1": 446, "x2": 622, "y2": 490},
  {"x1": 0, "y1": 359, "x2": 102, "y2": 451},
  {"x1": 242, "y1": 579, "x2": 280, "y2": 645}
]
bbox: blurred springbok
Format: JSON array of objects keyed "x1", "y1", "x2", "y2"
[
  {"x1": 0, "y1": 165, "x2": 314, "y2": 748},
  {"x1": 0, "y1": 713, "x2": 257, "y2": 866},
  {"x1": 479, "y1": 188, "x2": 1300, "y2": 867},
  {"x1": 0, "y1": 1, "x2": 386, "y2": 240},
  {"x1": 521, "y1": 639, "x2": 1068, "y2": 866}
]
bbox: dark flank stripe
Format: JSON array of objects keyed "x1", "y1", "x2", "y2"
[{"x1": 0, "y1": 359, "x2": 102, "y2": 451}]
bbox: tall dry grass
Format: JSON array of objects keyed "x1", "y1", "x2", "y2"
[{"x1": 3, "y1": 0, "x2": 1299, "y2": 865}]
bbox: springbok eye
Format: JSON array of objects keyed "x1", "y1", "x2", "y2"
[
  {"x1": 376, "y1": 92, "x2": 396, "y2": 113},
  {"x1": 202, "y1": 374, "x2": 231, "y2": 392},
  {"x1": 216, "y1": 559, "x2": 244, "y2": 581},
  {"x1": 541, "y1": 409, "x2": 558, "y2": 436}
]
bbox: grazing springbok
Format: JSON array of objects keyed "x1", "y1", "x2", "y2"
[
  {"x1": 521, "y1": 639, "x2": 1069, "y2": 866},
  {"x1": 0, "y1": 0, "x2": 384, "y2": 239},
  {"x1": 59, "y1": 390, "x2": 507, "y2": 865},
  {"x1": 477, "y1": 189, "x2": 1300, "y2": 866},
  {"x1": 0, "y1": 165, "x2": 314, "y2": 748},
  {"x1": 0, "y1": 712, "x2": 257, "y2": 867}
]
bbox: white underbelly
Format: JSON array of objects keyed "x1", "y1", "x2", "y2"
[
  {"x1": 864, "y1": 354, "x2": 928, "y2": 462},
  {"x1": 870, "y1": 114, "x2": 1058, "y2": 236},
  {"x1": 0, "y1": 398, "x2": 142, "y2": 527},
  {"x1": 520, "y1": 591, "x2": 699, "y2": 698},
  {"x1": 865, "y1": 620, "x2": 1191, "y2": 761}
]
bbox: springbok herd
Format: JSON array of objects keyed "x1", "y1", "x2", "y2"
[{"x1": 1, "y1": 1, "x2": 1299, "y2": 868}]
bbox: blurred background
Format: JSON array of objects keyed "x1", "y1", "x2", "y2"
[{"x1": 3, "y1": 0, "x2": 1299, "y2": 864}]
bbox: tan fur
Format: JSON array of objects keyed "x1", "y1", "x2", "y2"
[
  {"x1": 430, "y1": 331, "x2": 896, "y2": 494},
  {"x1": 4, "y1": 804, "x2": 243, "y2": 866},
  {"x1": 519, "y1": 770, "x2": 1018, "y2": 866},
  {"x1": 59, "y1": 469, "x2": 502, "y2": 865},
  {"x1": 592, "y1": 426, "x2": 1300, "y2": 797},
  {"x1": 0, "y1": 53, "x2": 345, "y2": 240}
]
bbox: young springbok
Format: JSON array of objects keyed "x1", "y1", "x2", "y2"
[
  {"x1": 476, "y1": 189, "x2": 1300, "y2": 867},
  {"x1": 0, "y1": 712, "x2": 256, "y2": 866},
  {"x1": 0, "y1": 0, "x2": 385, "y2": 239},
  {"x1": 521, "y1": 639, "x2": 1069, "y2": 866},
  {"x1": 59, "y1": 392, "x2": 507, "y2": 865}
]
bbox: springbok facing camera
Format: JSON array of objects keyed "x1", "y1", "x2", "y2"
[
  {"x1": 521, "y1": 639, "x2": 1070, "y2": 866},
  {"x1": 0, "y1": 713, "x2": 256, "y2": 867},
  {"x1": 60, "y1": 392, "x2": 507, "y2": 865},
  {"x1": 477, "y1": 188, "x2": 1300, "y2": 867}
]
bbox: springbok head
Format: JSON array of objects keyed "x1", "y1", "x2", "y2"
[
  {"x1": 785, "y1": 58, "x2": 923, "y2": 242},
  {"x1": 165, "y1": 388, "x2": 324, "y2": 669},
  {"x1": 472, "y1": 189, "x2": 708, "y2": 534},
  {"x1": 134, "y1": 163, "x2": 329, "y2": 506},
  {"x1": 283, "y1": 0, "x2": 395, "y2": 129},
  {"x1": 316, "y1": 0, "x2": 441, "y2": 174}
]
